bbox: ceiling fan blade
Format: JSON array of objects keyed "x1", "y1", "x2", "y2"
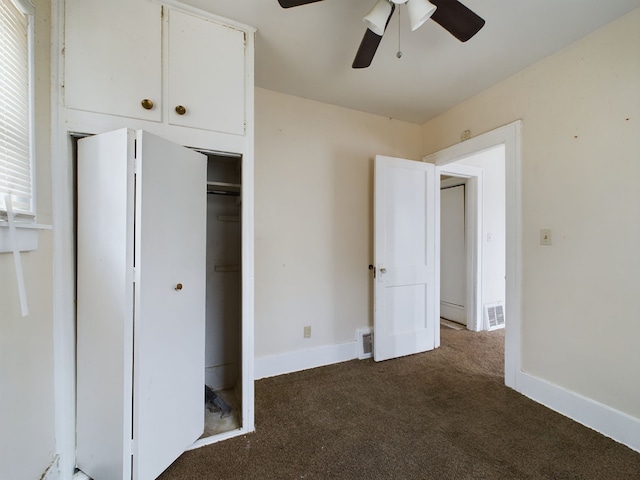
[
  {"x1": 352, "y1": 30, "x2": 384, "y2": 69},
  {"x1": 352, "y1": 4, "x2": 395, "y2": 69},
  {"x1": 277, "y1": 0, "x2": 324, "y2": 8},
  {"x1": 430, "y1": 0, "x2": 485, "y2": 42}
]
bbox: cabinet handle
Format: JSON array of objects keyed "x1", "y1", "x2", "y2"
[
  {"x1": 175, "y1": 105, "x2": 187, "y2": 115},
  {"x1": 175, "y1": 283, "x2": 183, "y2": 291},
  {"x1": 141, "y1": 99, "x2": 154, "y2": 110}
]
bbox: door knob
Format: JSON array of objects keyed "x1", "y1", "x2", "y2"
[
  {"x1": 175, "y1": 105, "x2": 186, "y2": 115},
  {"x1": 380, "y1": 268, "x2": 387, "y2": 274},
  {"x1": 175, "y1": 283, "x2": 183, "y2": 291},
  {"x1": 141, "y1": 99, "x2": 154, "y2": 110}
]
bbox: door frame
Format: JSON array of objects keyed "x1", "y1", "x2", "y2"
[
  {"x1": 424, "y1": 121, "x2": 522, "y2": 389},
  {"x1": 438, "y1": 165, "x2": 484, "y2": 332}
]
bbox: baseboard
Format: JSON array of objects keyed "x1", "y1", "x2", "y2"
[
  {"x1": 517, "y1": 371, "x2": 640, "y2": 453},
  {"x1": 440, "y1": 302, "x2": 465, "y2": 324},
  {"x1": 255, "y1": 341, "x2": 358, "y2": 380},
  {"x1": 39, "y1": 455, "x2": 91, "y2": 480},
  {"x1": 38, "y1": 455, "x2": 58, "y2": 480}
]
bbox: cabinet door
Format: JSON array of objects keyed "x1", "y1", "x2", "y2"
[
  {"x1": 64, "y1": 0, "x2": 162, "y2": 121},
  {"x1": 167, "y1": 9, "x2": 246, "y2": 135},
  {"x1": 133, "y1": 131, "x2": 207, "y2": 480}
]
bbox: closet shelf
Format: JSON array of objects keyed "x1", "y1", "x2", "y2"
[
  {"x1": 207, "y1": 181, "x2": 241, "y2": 195},
  {"x1": 214, "y1": 264, "x2": 239, "y2": 273}
]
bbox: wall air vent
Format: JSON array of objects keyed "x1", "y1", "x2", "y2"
[
  {"x1": 357, "y1": 328, "x2": 373, "y2": 359},
  {"x1": 485, "y1": 303, "x2": 505, "y2": 331}
]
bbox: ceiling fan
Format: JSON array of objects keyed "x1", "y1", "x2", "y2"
[{"x1": 277, "y1": 0, "x2": 485, "y2": 68}]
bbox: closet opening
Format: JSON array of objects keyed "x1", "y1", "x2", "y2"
[{"x1": 201, "y1": 152, "x2": 243, "y2": 439}]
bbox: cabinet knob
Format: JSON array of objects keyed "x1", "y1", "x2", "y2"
[
  {"x1": 175, "y1": 283, "x2": 183, "y2": 291},
  {"x1": 175, "y1": 105, "x2": 187, "y2": 115},
  {"x1": 141, "y1": 99, "x2": 154, "y2": 110}
]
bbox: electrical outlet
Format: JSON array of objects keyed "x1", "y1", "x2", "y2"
[
  {"x1": 540, "y1": 229, "x2": 552, "y2": 246},
  {"x1": 303, "y1": 325, "x2": 311, "y2": 338}
]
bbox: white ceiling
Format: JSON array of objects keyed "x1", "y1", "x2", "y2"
[{"x1": 186, "y1": 0, "x2": 640, "y2": 124}]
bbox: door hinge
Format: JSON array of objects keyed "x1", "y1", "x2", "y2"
[
  {"x1": 368, "y1": 264, "x2": 376, "y2": 278},
  {"x1": 133, "y1": 139, "x2": 138, "y2": 172}
]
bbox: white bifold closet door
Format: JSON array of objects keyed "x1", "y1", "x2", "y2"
[{"x1": 77, "y1": 128, "x2": 207, "y2": 480}]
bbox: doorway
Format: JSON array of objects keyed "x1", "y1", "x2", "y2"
[
  {"x1": 438, "y1": 146, "x2": 506, "y2": 333},
  {"x1": 425, "y1": 121, "x2": 522, "y2": 389}
]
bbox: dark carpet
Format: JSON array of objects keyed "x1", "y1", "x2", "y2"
[{"x1": 160, "y1": 327, "x2": 640, "y2": 479}]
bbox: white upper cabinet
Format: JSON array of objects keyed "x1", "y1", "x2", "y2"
[
  {"x1": 64, "y1": 0, "x2": 247, "y2": 136},
  {"x1": 64, "y1": 0, "x2": 162, "y2": 122},
  {"x1": 168, "y1": 9, "x2": 246, "y2": 135}
]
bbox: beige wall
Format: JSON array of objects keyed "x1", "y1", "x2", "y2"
[
  {"x1": 453, "y1": 145, "x2": 506, "y2": 313},
  {"x1": 0, "y1": 0, "x2": 57, "y2": 478},
  {"x1": 421, "y1": 9, "x2": 640, "y2": 419},
  {"x1": 254, "y1": 87, "x2": 422, "y2": 359}
]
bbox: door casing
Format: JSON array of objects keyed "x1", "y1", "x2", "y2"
[{"x1": 424, "y1": 121, "x2": 522, "y2": 389}]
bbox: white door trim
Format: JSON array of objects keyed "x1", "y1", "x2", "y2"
[
  {"x1": 437, "y1": 165, "x2": 484, "y2": 332},
  {"x1": 51, "y1": 1, "x2": 76, "y2": 475},
  {"x1": 423, "y1": 121, "x2": 522, "y2": 390}
]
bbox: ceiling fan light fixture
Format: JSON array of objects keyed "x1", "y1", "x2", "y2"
[
  {"x1": 363, "y1": 0, "x2": 393, "y2": 36},
  {"x1": 406, "y1": 0, "x2": 436, "y2": 31}
]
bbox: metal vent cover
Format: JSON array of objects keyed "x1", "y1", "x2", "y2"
[
  {"x1": 485, "y1": 303, "x2": 505, "y2": 331},
  {"x1": 357, "y1": 328, "x2": 373, "y2": 359},
  {"x1": 362, "y1": 332, "x2": 373, "y2": 354}
]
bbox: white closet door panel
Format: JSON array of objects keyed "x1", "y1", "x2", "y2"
[
  {"x1": 167, "y1": 9, "x2": 245, "y2": 135},
  {"x1": 76, "y1": 129, "x2": 136, "y2": 480},
  {"x1": 64, "y1": 0, "x2": 162, "y2": 121},
  {"x1": 133, "y1": 132, "x2": 207, "y2": 480}
]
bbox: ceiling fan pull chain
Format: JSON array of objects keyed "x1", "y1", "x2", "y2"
[{"x1": 397, "y1": 5, "x2": 403, "y2": 59}]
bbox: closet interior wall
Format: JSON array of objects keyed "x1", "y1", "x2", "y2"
[{"x1": 204, "y1": 154, "x2": 243, "y2": 435}]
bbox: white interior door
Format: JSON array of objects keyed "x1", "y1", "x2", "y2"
[
  {"x1": 133, "y1": 131, "x2": 207, "y2": 480},
  {"x1": 374, "y1": 156, "x2": 437, "y2": 362},
  {"x1": 440, "y1": 184, "x2": 466, "y2": 325}
]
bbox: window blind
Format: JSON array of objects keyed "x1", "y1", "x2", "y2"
[{"x1": 0, "y1": 0, "x2": 32, "y2": 215}]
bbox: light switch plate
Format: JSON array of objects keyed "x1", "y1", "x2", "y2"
[{"x1": 540, "y1": 229, "x2": 552, "y2": 246}]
